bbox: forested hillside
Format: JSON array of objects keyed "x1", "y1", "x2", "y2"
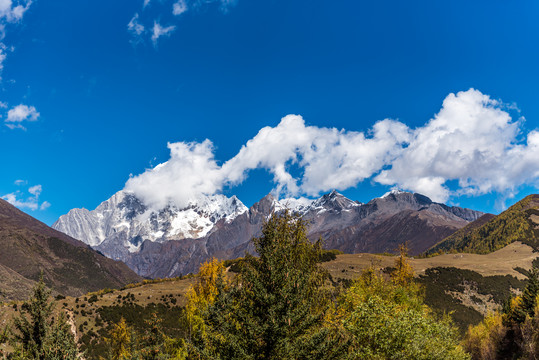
[{"x1": 428, "y1": 194, "x2": 539, "y2": 255}]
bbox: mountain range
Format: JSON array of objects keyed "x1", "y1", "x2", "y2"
[{"x1": 53, "y1": 190, "x2": 484, "y2": 278}]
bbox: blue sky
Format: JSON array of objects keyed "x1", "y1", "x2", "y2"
[{"x1": 1, "y1": 0, "x2": 539, "y2": 225}]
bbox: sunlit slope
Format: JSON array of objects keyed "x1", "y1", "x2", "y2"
[{"x1": 427, "y1": 194, "x2": 539, "y2": 255}]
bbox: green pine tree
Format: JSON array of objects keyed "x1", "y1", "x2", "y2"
[
  {"x1": 510, "y1": 266, "x2": 539, "y2": 324},
  {"x1": 43, "y1": 312, "x2": 79, "y2": 360},
  {"x1": 12, "y1": 274, "x2": 54, "y2": 360},
  {"x1": 198, "y1": 211, "x2": 347, "y2": 359},
  {"x1": 135, "y1": 312, "x2": 168, "y2": 360},
  {"x1": 8, "y1": 274, "x2": 79, "y2": 360}
]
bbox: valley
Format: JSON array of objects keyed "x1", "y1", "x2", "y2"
[{"x1": 2, "y1": 241, "x2": 536, "y2": 358}]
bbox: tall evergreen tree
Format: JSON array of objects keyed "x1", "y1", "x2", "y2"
[
  {"x1": 42, "y1": 312, "x2": 79, "y2": 360},
  {"x1": 511, "y1": 266, "x2": 539, "y2": 324},
  {"x1": 199, "y1": 211, "x2": 347, "y2": 359},
  {"x1": 8, "y1": 274, "x2": 79, "y2": 360},
  {"x1": 135, "y1": 312, "x2": 168, "y2": 360},
  {"x1": 12, "y1": 274, "x2": 54, "y2": 360}
]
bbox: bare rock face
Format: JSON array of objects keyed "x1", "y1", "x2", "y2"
[{"x1": 53, "y1": 190, "x2": 483, "y2": 278}]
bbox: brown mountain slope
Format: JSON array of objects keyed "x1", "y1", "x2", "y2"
[
  {"x1": 0, "y1": 199, "x2": 142, "y2": 299},
  {"x1": 0, "y1": 262, "x2": 36, "y2": 301}
]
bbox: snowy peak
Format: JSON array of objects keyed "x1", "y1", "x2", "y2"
[
  {"x1": 275, "y1": 197, "x2": 314, "y2": 214},
  {"x1": 257, "y1": 190, "x2": 362, "y2": 217},
  {"x1": 310, "y1": 190, "x2": 362, "y2": 212},
  {"x1": 52, "y1": 191, "x2": 247, "y2": 252}
]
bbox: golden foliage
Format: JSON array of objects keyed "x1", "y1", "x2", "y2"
[
  {"x1": 108, "y1": 317, "x2": 132, "y2": 360},
  {"x1": 464, "y1": 312, "x2": 505, "y2": 360},
  {"x1": 182, "y1": 258, "x2": 228, "y2": 341},
  {"x1": 391, "y1": 244, "x2": 414, "y2": 287}
]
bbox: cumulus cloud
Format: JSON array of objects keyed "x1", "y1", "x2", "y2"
[
  {"x1": 218, "y1": 0, "x2": 238, "y2": 13},
  {"x1": 28, "y1": 184, "x2": 41, "y2": 196},
  {"x1": 40, "y1": 201, "x2": 51, "y2": 210},
  {"x1": 0, "y1": 45, "x2": 6, "y2": 75},
  {"x1": 125, "y1": 115, "x2": 410, "y2": 210},
  {"x1": 375, "y1": 89, "x2": 537, "y2": 202},
  {"x1": 0, "y1": 0, "x2": 31, "y2": 80},
  {"x1": 222, "y1": 115, "x2": 410, "y2": 196},
  {"x1": 151, "y1": 22, "x2": 176, "y2": 45},
  {"x1": 1, "y1": 183, "x2": 50, "y2": 211},
  {"x1": 124, "y1": 89, "x2": 539, "y2": 210},
  {"x1": 4, "y1": 104, "x2": 40, "y2": 129},
  {"x1": 125, "y1": 140, "x2": 222, "y2": 210}
]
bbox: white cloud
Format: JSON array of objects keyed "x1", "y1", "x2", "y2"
[
  {"x1": 375, "y1": 89, "x2": 539, "y2": 202},
  {"x1": 1, "y1": 183, "x2": 50, "y2": 211},
  {"x1": 0, "y1": 0, "x2": 31, "y2": 23},
  {"x1": 40, "y1": 201, "x2": 51, "y2": 210},
  {"x1": 151, "y1": 22, "x2": 176, "y2": 45},
  {"x1": 0, "y1": 0, "x2": 32, "y2": 77},
  {"x1": 222, "y1": 115, "x2": 410, "y2": 196},
  {"x1": 0, "y1": 45, "x2": 6, "y2": 75},
  {"x1": 28, "y1": 184, "x2": 41, "y2": 196},
  {"x1": 1, "y1": 192, "x2": 39, "y2": 210},
  {"x1": 14, "y1": 179, "x2": 27, "y2": 185},
  {"x1": 125, "y1": 140, "x2": 222, "y2": 210},
  {"x1": 127, "y1": 13, "x2": 145, "y2": 37},
  {"x1": 124, "y1": 115, "x2": 410, "y2": 210},
  {"x1": 123, "y1": 89, "x2": 539, "y2": 210},
  {"x1": 173, "y1": 0, "x2": 188, "y2": 15},
  {"x1": 128, "y1": 0, "x2": 238, "y2": 45},
  {"x1": 218, "y1": 0, "x2": 238, "y2": 13},
  {"x1": 4, "y1": 103, "x2": 39, "y2": 129}
]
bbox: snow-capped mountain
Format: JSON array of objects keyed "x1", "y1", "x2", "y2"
[
  {"x1": 275, "y1": 190, "x2": 362, "y2": 216},
  {"x1": 53, "y1": 191, "x2": 247, "y2": 253},
  {"x1": 53, "y1": 190, "x2": 484, "y2": 278}
]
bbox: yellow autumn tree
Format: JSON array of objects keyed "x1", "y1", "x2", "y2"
[
  {"x1": 391, "y1": 244, "x2": 414, "y2": 287},
  {"x1": 182, "y1": 257, "x2": 228, "y2": 342},
  {"x1": 108, "y1": 317, "x2": 133, "y2": 360},
  {"x1": 463, "y1": 312, "x2": 506, "y2": 360}
]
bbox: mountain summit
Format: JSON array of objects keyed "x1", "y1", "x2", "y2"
[
  {"x1": 53, "y1": 191, "x2": 247, "y2": 254},
  {"x1": 53, "y1": 190, "x2": 483, "y2": 278}
]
